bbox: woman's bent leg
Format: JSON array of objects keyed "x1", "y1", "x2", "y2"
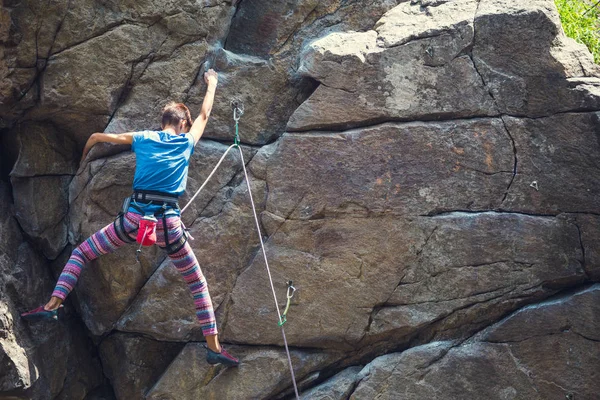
[
  {"x1": 158, "y1": 215, "x2": 237, "y2": 364},
  {"x1": 51, "y1": 213, "x2": 139, "y2": 302},
  {"x1": 167, "y1": 242, "x2": 218, "y2": 337}
]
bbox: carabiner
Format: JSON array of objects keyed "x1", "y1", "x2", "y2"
[
  {"x1": 286, "y1": 281, "x2": 296, "y2": 300},
  {"x1": 231, "y1": 100, "x2": 244, "y2": 122}
]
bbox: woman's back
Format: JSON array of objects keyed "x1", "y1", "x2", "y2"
[{"x1": 131, "y1": 130, "x2": 195, "y2": 196}]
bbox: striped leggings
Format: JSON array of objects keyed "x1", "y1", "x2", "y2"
[{"x1": 52, "y1": 212, "x2": 217, "y2": 336}]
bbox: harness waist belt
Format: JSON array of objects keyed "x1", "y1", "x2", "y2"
[{"x1": 132, "y1": 190, "x2": 179, "y2": 206}]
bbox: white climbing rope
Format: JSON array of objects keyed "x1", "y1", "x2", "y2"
[
  {"x1": 178, "y1": 105, "x2": 300, "y2": 399},
  {"x1": 180, "y1": 143, "x2": 238, "y2": 214},
  {"x1": 237, "y1": 144, "x2": 301, "y2": 400}
]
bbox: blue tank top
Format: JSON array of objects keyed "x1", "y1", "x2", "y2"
[{"x1": 128, "y1": 130, "x2": 195, "y2": 215}]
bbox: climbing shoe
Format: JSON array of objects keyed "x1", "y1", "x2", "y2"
[
  {"x1": 204, "y1": 345, "x2": 239, "y2": 367},
  {"x1": 21, "y1": 305, "x2": 62, "y2": 322}
]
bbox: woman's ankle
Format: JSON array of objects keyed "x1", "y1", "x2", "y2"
[
  {"x1": 44, "y1": 297, "x2": 63, "y2": 311},
  {"x1": 205, "y1": 335, "x2": 222, "y2": 353}
]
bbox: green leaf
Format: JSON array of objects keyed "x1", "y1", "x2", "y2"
[{"x1": 555, "y1": 0, "x2": 600, "y2": 64}]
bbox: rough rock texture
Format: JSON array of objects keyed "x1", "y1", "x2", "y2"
[
  {"x1": 289, "y1": 29, "x2": 497, "y2": 130},
  {"x1": 8, "y1": 121, "x2": 77, "y2": 259},
  {"x1": 349, "y1": 284, "x2": 600, "y2": 399},
  {"x1": 146, "y1": 344, "x2": 341, "y2": 400},
  {"x1": 289, "y1": 0, "x2": 600, "y2": 131},
  {"x1": 11, "y1": 175, "x2": 71, "y2": 259},
  {"x1": 573, "y1": 214, "x2": 600, "y2": 280},
  {"x1": 299, "y1": 366, "x2": 363, "y2": 400},
  {"x1": 0, "y1": 184, "x2": 105, "y2": 399},
  {"x1": 473, "y1": 0, "x2": 600, "y2": 117},
  {"x1": 223, "y1": 212, "x2": 584, "y2": 349},
  {"x1": 1, "y1": 0, "x2": 600, "y2": 398},
  {"x1": 208, "y1": 0, "x2": 405, "y2": 144},
  {"x1": 98, "y1": 333, "x2": 183, "y2": 400},
  {"x1": 265, "y1": 119, "x2": 515, "y2": 218},
  {"x1": 2, "y1": 0, "x2": 237, "y2": 142},
  {"x1": 500, "y1": 113, "x2": 600, "y2": 214}
]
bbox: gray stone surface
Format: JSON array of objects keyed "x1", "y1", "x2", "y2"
[
  {"x1": 573, "y1": 214, "x2": 600, "y2": 280},
  {"x1": 224, "y1": 216, "x2": 424, "y2": 349},
  {"x1": 0, "y1": 183, "x2": 104, "y2": 399},
  {"x1": 214, "y1": 0, "x2": 404, "y2": 144},
  {"x1": 9, "y1": 121, "x2": 78, "y2": 178},
  {"x1": 289, "y1": 0, "x2": 600, "y2": 132},
  {"x1": 369, "y1": 212, "x2": 585, "y2": 342},
  {"x1": 473, "y1": 0, "x2": 600, "y2": 117},
  {"x1": 11, "y1": 175, "x2": 71, "y2": 259},
  {"x1": 0, "y1": 0, "x2": 68, "y2": 122},
  {"x1": 350, "y1": 285, "x2": 600, "y2": 399},
  {"x1": 224, "y1": 212, "x2": 585, "y2": 349},
  {"x1": 195, "y1": 47, "x2": 311, "y2": 144},
  {"x1": 299, "y1": 366, "x2": 362, "y2": 400},
  {"x1": 501, "y1": 113, "x2": 600, "y2": 214},
  {"x1": 0, "y1": 184, "x2": 26, "y2": 394},
  {"x1": 98, "y1": 333, "x2": 183, "y2": 400},
  {"x1": 268, "y1": 119, "x2": 514, "y2": 219},
  {"x1": 146, "y1": 343, "x2": 341, "y2": 400},
  {"x1": 35, "y1": 24, "x2": 162, "y2": 139},
  {"x1": 6, "y1": 121, "x2": 76, "y2": 266},
  {"x1": 375, "y1": 0, "x2": 478, "y2": 48},
  {"x1": 288, "y1": 30, "x2": 496, "y2": 131}
]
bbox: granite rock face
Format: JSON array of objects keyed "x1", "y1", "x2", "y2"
[
  {"x1": 349, "y1": 285, "x2": 600, "y2": 399},
  {"x1": 145, "y1": 344, "x2": 341, "y2": 400},
  {"x1": 0, "y1": 184, "x2": 104, "y2": 400},
  {"x1": 98, "y1": 332, "x2": 183, "y2": 400},
  {"x1": 500, "y1": 113, "x2": 600, "y2": 214},
  {"x1": 288, "y1": 0, "x2": 600, "y2": 131},
  {"x1": 299, "y1": 366, "x2": 363, "y2": 400},
  {"x1": 1, "y1": 0, "x2": 600, "y2": 399}
]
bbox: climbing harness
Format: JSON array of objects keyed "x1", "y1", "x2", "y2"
[
  {"x1": 118, "y1": 189, "x2": 188, "y2": 260},
  {"x1": 278, "y1": 281, "x2": 296, "y2": 327},
  {"x1": 113, "y1": 213, "x2": 136, "y2": 244},
  {"x1": 131, "y1": 190, "x2": 181, "y2": 205},
  {"x1": 178, "y1": 100, "x2": 300, "y2": 399}
]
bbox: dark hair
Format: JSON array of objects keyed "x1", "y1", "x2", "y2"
[{"x1": 161, "y1": 102, "x2": 192, "y2": 131}]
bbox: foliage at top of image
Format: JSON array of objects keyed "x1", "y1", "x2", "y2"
[{"x1": 555, "y1": 0, "x2": 600, "y2": 63}]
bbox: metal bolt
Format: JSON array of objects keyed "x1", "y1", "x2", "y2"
[{"x1": 530, "y1": 181, "x2": 539, "y2": 191}]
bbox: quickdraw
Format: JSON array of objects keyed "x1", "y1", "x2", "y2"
[
  {"x1": 231, "y1": 99, "x2": 244, "y2": 147},
  {"x1": 278, "y1": 281, "x2": 296, "y2": 327}
]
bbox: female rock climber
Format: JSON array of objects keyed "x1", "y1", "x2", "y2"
[{"x1": 21, "y1": 69, "x2": 239, "y2": 367}]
